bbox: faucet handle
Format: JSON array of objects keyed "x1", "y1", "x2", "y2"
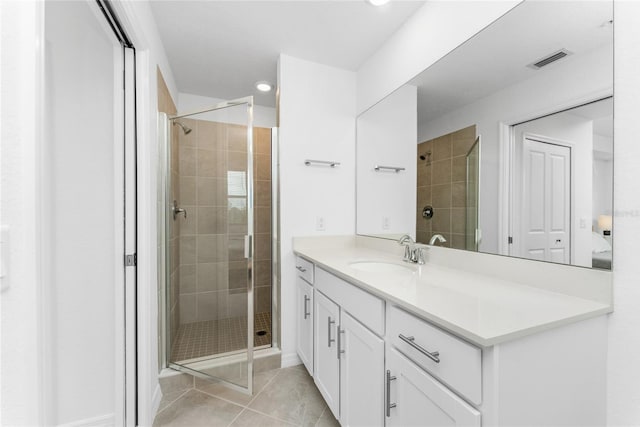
[
  {"x1": 416, "y1": 247, "x2": 425, "y2": 265},
  {"x1": 403, "y1": 244, "x2": 412, "y2": 262}
]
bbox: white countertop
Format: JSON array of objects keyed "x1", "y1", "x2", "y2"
[{"x1": 293, "y1": 237, "x2": 612, "y2": 347}]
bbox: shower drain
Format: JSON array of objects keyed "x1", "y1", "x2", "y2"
[{"x1": 255, "y1": 330, "x2": 267, "y2": 336}]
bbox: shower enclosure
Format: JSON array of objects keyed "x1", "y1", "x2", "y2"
[{"x1": 158, "y1": 97, "x2": 277, "y2": 394}]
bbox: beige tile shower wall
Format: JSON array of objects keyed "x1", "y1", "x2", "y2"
[
  {"x1": 416, "y1": 125, "x2": 476, "y2": 249},
  {"x1": 177, "y1": 120, "x2": 272, "y2": 324},
  {"x1": 157, "y1": 69, "x2": 180, "y2": 343}
]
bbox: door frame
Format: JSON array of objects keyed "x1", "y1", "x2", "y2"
[{"x1": 511, "y1": 133, "x2": 575, "y2": 264}]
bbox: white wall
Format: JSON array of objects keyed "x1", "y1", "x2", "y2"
[
  {"x1": 356, "y1": 85, "x2": 417, "y2": 237},
  {"x1": 593, "y1": 158, "x2": 613, "y2": 224},
  {"x1": 356, "y1": 1, "x2": 520, "y2": 114},
  {"x1": 418, "y1": 44, "x2": 612, "y2": 254},
  {"x1": 607, "y1": 1, "x2": 640, "y2": 424},
  {"x1": 178, "y1": 92, "x2": 276, "y2": 128},
  {"x1": 278, "y1": 54, "x2": 356, "y2": 366},
  {"x1": 0, "y1": 1, "x2": 45, "y2": 425},
  {"x1": 512, "y1": 113, "x2": 593, "y2": 267}
]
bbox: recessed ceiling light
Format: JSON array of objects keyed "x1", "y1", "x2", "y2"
[
  {"x1": 367, "y1": 0, "x2": 390, "y2": 6},
  {"x1": 255, "y1": 81, "x2": 272, "y2": 92}
]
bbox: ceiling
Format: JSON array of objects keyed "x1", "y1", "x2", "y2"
[
  {"x1": 411, "y1": 0, "x2": 613, "y2": 124},
  {"x1": 150, "y1": 1, "x2": 426, "y2": 108}
]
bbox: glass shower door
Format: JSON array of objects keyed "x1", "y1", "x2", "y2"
[
  {"x1": 465, "y1": 136, "x2": 480, "y2": 251},
  {"x1": 166, "y1": 96, "x2": 255, "y2": 394}
]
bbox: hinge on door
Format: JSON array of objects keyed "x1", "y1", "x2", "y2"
[
  {"x1": 508, "y1": 236, "x2": 513, "y2": 244},
  {"x1": 125, "y1": 253, "x2": 137, "y2": 267}
]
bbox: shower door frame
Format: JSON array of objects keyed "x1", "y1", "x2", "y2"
[{"x1": 163, "y1": 96, "x2": 259, "y2": 395}]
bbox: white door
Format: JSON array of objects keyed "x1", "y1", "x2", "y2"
[
  {"x1": 521, "y1": 137, "x2": 571, "y2": 264},
  {"x1": 339, "y1": 311, "x2": 384, "y2": 427},
  {"x1": 314, "y1": 291, "x2": 340, "y2": 419},
  {"x1": 42, "y1": 1, "x2": 134, "y2": 425},
  {"x1": 296, "y1": 276, "x2": 314, "y2": 375},
  {"x1": 386, "y1": 348, "x2": 480, "y2": 427}
]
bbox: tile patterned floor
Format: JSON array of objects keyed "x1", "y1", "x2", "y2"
[
  {"x1": 154, "y1": 366, "x2": 340, "y2": 427},
  {"x1": 171, "y1": 312, "x2": 272, "y2": 362}
]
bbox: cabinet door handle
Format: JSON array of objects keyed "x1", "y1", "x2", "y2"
[
  {"x1": 398, "y1": 334, "x2": 440, "y2": 363},
  {"x1": 303, "y1": 295, "x2": 310, "y2": 319},
  {"x1": 337, "y1": 327, "x2": 345, "y2": 359},
  {"x1": 296, "y1": 266, "x2": 307, "y2": 273},
  {"x1": 328, "y1": 317, "x2": 335, "y2": 347},
  {"x1": 386, "y1": 370, "x2": 397, "y2": 417}
]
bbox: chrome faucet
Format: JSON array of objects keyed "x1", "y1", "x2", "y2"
[
  {"x1": 429, "y1": 234, "x2": 447, "y2": 245},
  {"x1": 398, "y1": 234, "x2": 426, "y2": 265}
]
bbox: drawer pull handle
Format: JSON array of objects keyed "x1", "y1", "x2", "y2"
[
  {"x1": 399, "y1": 334, "x2": 440, "y2": 363},
  {"x1": 328, "y1": 317, "x2": 336, "y2": 347},
  {"x1": 296, "y1": 266, "x2": 307, "y2": 272},
  {"x1": 337, "y1": 328, "x2": 345, "y2": 359},
  {"x1": 303, "y1": 295, "x2": 310, "y2": 319},
  {"x1": 386, "y1": 370, "x2": 397, "y2": 417}
]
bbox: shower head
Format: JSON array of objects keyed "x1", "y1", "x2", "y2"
[{"x1": 173, "y1": 120, "x2": 192, "y2": 135}]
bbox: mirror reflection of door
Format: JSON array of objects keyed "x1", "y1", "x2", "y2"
[
  {"x1": 510, "y1": 97, "x2": 613, "y2": 269},
  {"x1": 520, "y1": 137, "x2": 571, "y2": 264}
]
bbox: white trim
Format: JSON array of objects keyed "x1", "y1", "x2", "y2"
[
  {"x1": 281, "y1": 352, "x2": 302, "y2": 368},
  {"x1": 497, "y1": 122, "x2": 511, "y2": 256},
  {"x1": 111, "y1": 37, "x2": 126, "y2": 427},
  {"x1": 151, "y1": 384, "x2": 163, "y2": 421},
  {"x1": 56, "y1": 414, "x2": 115, "y2": 427},
  {"x1": 108, "y1": 2, "x2": 159, "y2": 425}
]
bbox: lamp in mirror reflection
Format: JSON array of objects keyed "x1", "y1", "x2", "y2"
[{"x1": 598, "y1": 215, "x2": 612, "y2": 236}]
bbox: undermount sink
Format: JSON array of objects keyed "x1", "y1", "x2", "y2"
[{"x1": 348, "y1": 261, "x2": 415, "y2": 274}]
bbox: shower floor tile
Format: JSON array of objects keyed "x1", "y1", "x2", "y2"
[{"x1": 171, "y1": 312, "x2": 272, "y2": 362}]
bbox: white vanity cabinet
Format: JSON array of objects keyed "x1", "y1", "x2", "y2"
[
  {"x1": 294, "y1": 254, "x2": 608, "y2": 427},
  {"x1": 295, "y1": 257, "x2": 315, "y2": 375},
  {"x1": 314, "y1": 290, "x2": 341, "y2": 418},
  {"x1": 312, "y1": 267, "x2": 386, "y2": 425},
  {"x1": 296, "y1": 275, "x2": 314, "y2": 375},
  {"x1": 339, "y1": 310, "x2": 385, "y2": 427},
  {"x1": 386, "y1": 347, "x2": 481, "y2": 427}
]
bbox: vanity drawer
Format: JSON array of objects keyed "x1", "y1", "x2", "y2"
[
  {"x1": 295, "y1": 256, "x2": 315, "y2": 284},
  {"x1": 315, "y1": 267, "x2": 385, "y2": 336},
  {"x1": 388, "y1": 305, "x2": 482, "y2": 405}
]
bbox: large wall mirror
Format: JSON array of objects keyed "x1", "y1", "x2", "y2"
[{"x1": 356, "y1": 0, "x2": 613, "y2": 270}]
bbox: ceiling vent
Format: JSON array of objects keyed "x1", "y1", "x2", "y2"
[{"x1": 527, "y1": 49, "x2": 572, "y2": 70}]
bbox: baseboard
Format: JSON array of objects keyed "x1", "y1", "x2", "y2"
[
  {"x1": 57, "y1": 413, "x2": 114, "y2": 427},
  {"x1": 281, "y1": 352, "x2": 302, "y2": 368},
  {"x1": 151, "y1": 383, "x2": 162, "y2": 420}
]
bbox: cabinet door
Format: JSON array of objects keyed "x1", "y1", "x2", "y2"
[
  {"x1": 386, "y1": 348, "x2": 481, "y2": 427},
  {"x1": 339, "y1": 311, "x2": 384, "y2": 427},
  {"x1": 296, "y1": 276, "x2": 314, "y2": 375},
  {"x1": 314, "y1": 291, "x2": 340, "y2": 419}
]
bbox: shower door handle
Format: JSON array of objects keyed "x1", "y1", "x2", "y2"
[{"x1": 244, "y1": 235, "x2": 252, "y2": 259}]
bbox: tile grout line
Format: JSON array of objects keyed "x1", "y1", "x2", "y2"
[
  {"x1": 193, "y1": 368, "x2": 281, "y2": 410},
  {"x1": 226, "y1": 407, "x2": 246, "y2": 427},
  {"x1": 154, "y1": 388, "x2": 192, "y2": 417},
  {"x1": 314, "y1": 407, "x2": 327, "y2": 427}
]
